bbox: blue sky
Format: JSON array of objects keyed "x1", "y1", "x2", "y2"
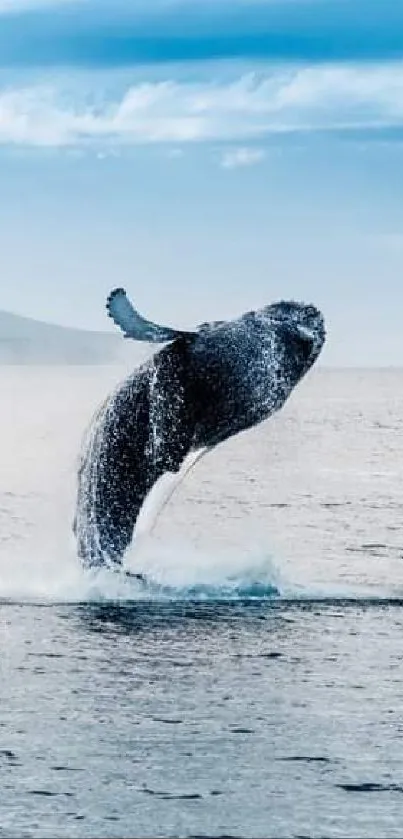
[{"x1": 0, "y1": 0, "x2": 403, "y2": 365}]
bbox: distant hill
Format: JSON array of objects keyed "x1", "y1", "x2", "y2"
[{"x1": 0, "y1": 310, "x2": 140, "y2": 365}]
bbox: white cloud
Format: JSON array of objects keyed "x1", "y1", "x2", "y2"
[
  {"x1": 1, "y1": 63, "x2": 403, "y2": 148},
  {"x1": 221, "y1": 147, "x2": 266, "y2": 168}
]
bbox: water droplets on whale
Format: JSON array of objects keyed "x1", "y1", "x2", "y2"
[{"x1": 73, "y1": 289, "x2": 326, "y2": 574}]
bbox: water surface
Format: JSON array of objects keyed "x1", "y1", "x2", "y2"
[{"x1": 1, "y1": 367, "x2": 403, "y2": 837}]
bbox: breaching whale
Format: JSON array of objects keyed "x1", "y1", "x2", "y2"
[{"x1": 74, "y1": 289, "x2": 326, "y2": 571}]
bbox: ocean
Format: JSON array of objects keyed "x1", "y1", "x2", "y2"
[{"x1": 1, "y1": 365, "x2": 403, "y2": 838}]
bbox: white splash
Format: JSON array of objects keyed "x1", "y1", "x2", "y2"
[{"x1": 134, "y1": 448, "x2": 208, "y2": 540}]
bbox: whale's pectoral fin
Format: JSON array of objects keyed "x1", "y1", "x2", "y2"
[{"x1": 107, "y1": 288, "x2": 196, "y2": 343}]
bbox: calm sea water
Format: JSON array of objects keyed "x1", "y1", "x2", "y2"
[{"x1": 1, "y1": 366, "x2": 403, "y2": 838}]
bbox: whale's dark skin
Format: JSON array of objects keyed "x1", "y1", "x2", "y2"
[{"x1": 74, "y1": 291, "x2": 326, "y2": 571}]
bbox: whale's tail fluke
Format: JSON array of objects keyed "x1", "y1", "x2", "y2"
[{"x1": 107, "y1": 288, "x2": 195, "y2": 343}]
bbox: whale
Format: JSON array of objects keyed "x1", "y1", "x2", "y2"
[{"x1": 73, "y1": 289, "x2": 326, "y2": 571}]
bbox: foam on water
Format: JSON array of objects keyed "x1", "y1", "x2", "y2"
[
  {"x1": 0, "y1": 449, "x2": 396, "y2": 606},
  {"x1": 0, "y1": 518, "x2": 396, "y2": 606},
  {"x1": 0, "y1": 522, "x2": 284, "y2": 603}
]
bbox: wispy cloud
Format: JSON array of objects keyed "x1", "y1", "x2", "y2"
[
  {"x1": 221, "y1": 147, "x2": 266, "y2": 169},
  {"x1": 1, "y1": 64, "x2": 403, "y2": 147},
  {"x1": 0, "y1": 0, "x2": 402, "y2": 67}
]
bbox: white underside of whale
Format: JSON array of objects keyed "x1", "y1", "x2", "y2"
[{"x1": 133, "y1": 447, "x2": 209, "y2": 543}]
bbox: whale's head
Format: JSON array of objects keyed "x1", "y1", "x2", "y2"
[
  {"x1": 262, "y1": 299, "x2": 326, "y2": 376},
  {"x1": 103, "y1": 286, "x2": 326, "y2": 451},
  {"x1": 190, "y1": 299, "x2": 326, "y2": 449}
]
